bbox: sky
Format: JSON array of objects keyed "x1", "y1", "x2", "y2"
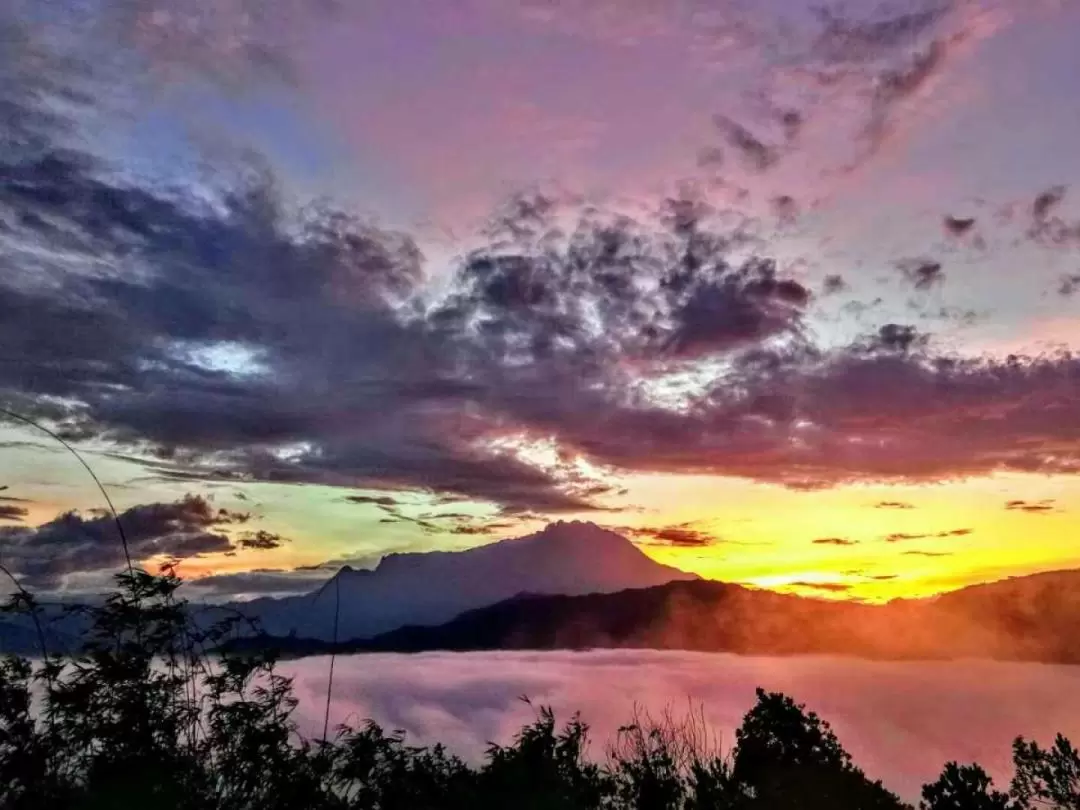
[{"x1": 1, "y1": 0, "x2": 1080, "y2": 603}]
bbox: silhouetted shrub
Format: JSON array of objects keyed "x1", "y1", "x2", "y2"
[{"x1": 920, "y1": 763, "x2": 1012, "y2": 810}]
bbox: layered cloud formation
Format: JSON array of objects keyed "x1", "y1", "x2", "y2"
[
  {"x1": 2, "y1": 1, "x2": 1080, "y2": 595},
  {"x1": 0, "y1": 495, "x2": 261, "y2": 589},
  {"x1": 3, "y1": 7, "x2": 1080, "y2": 514}
]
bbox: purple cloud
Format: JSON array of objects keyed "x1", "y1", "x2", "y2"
[{"x1": 0, "y1": 495, "x2": 252, "y2": 589}]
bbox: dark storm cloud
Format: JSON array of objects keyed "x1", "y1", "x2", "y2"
[
  {"x1": 0, "y1": 52, "x2": 617, "y2": 513},
  {"x1": 0, "y1": 495, "x2": 248, "y2": 588},
  {"x1": 8, "y1": 126, "x2": 1080, "y2": 497},
  {"x1": 447, "y1": 319, "x2": 1080, "y2": 492},
  {"x1": 5, "y1": 16, "x2": 1080, "y2": 515},
  {"x1": 434, "y1": 193, "x2": 809, "y2": 370},
  {"x1": 901, "y1": 550, "x2": 952, "y2": 557}
]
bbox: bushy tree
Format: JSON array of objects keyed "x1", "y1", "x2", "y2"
[
  {"x1": 479, "y1": 703, "x2": 608, "y2": 809},
  {"x1": 921, "y1": 763, "x2": 1012, "y2": 810},
  {"x1": 1010, "y1": 734, "x2": 1080, "y2": 809},
  {"x1": 608, "y1": 704, "x2": 726, "y2": 810},
  {"x1": 728, "y1": 688, "x2": 906, "y2": 810},
  {"x1": 920, "y1": 735, "x2": 1080, "y2": 810}
]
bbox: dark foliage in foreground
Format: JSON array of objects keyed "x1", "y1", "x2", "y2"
[{"x1": 1, "y1": 572, "x2": 1078, "y2": 809}]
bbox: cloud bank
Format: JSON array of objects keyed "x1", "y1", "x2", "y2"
[{"x1": 3, "y1": 3, "x2": 1080, "y2": 531}]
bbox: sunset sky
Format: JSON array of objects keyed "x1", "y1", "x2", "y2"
[{"x1": 2, "y1": 0, "x2": 1080, "y2": 603}]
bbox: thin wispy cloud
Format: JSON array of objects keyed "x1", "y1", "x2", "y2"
[
  {"x1": 813, "y1": 537, "x2": 859, "y2": 546},
  {"x1": 624, "y1": 523, "x2": 719, "y2": 548},
  {"x1": 1005, "y1": 499, "x2": 1059, "y2": 514},
  {"x1": 885, "y1": 529, "x2": 971, "y2": 543}
]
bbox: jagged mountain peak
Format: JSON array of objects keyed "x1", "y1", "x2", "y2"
[
  {"x1": 248, "y1": 522, "x2": 696, "y2": 642},
  {"x1": 371, "y1": 520, "x2": 648, "y2": 573}
]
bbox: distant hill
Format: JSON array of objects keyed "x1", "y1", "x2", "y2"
[
  {"x1": 229, "y1": 521, "x2": 700, "y2": 641},
  {"x1": 232, "y1": 569, "x2": 1080, "y2": 664},
  {"x1": 8, "y1": 520, "x2": 1080, "y2": 665},
  {"x1": 0, "y1": 521, "x2": 696, "y2": 655},
  {"x1": 0, "y1": 610, "x2": 83, "y2": 658}
]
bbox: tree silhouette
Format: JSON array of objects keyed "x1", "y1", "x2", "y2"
[
  {"x1": 728, "y1": 689, "x2": 905, "y2": 810},
  {"x1": 1011, "y1": 735, "x2": 1080, "y2": 809},
  {"x1": 920, "y1": 763, "x2": 1012, "y2": 810}
]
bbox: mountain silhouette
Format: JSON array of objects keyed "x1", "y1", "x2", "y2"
[
  {"x1": 232, "y1": 567, "x2": 1080, "y2": 664},
  {"x1": 231, "y1": 521, "x2": 699, "y2": 641},
  {"x1": 8, "y1": 523, "x2": 1079, "y2": 664}
]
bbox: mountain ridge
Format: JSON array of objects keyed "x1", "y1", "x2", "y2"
[
  {"x1": 228, "y1": 520, "x2": 700, "y2": 641},
  {"x1": 225, "y1": 569, "x2": 1080, "y2": 664}
]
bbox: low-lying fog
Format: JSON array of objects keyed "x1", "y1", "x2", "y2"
[{"x1": 280, "y1": 650, "x2": 1080, "y2": 802}]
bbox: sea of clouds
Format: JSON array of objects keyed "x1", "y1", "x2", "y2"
[{"x1": 280, "y1": 650, "x2": 1080, "y2": 802}]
